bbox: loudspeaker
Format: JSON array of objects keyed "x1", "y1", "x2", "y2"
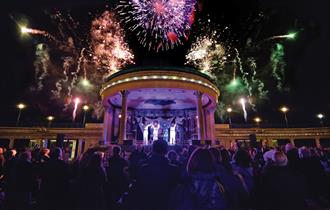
[
  {"x1": 56, "y1": 134, "x2": 65, "y2": 148},
  {"x1": 192, "y1": 140, "x2": 201, "y2": 146},
  {"x1": 123, "y1": 140, "x2": 133, "y2": 146},
  {"x1": 249, "y1": 134, "x2": 257, "y2": 148},
  {"x1": 205, "y1": 140, "x2": 212, "y2": 145}
]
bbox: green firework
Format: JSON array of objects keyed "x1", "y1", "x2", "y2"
[{"x1": 270, "y1": 43, "x2": 286, "y2": 90}]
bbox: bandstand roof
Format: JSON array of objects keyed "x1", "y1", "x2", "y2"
[
  {"x1": 105, "y1": 66, "x2": 216, "y2": 84},
  {"x1": 100, "y1": 66, "x2": 220, "y2": 110}
]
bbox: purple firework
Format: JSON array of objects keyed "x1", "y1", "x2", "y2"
[{"x1": 118, "y1": 0, "x2": 196, "y2": 51}]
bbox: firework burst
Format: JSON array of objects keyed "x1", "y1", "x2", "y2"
[
  {"x1": 185, "y1": 18, "x2": 294, "y2": 121},
  {"x1": 117, "y1": 0, "x2": 196, "y2": 51},
  {"x1": 185, "y1": 31, "x2": 228, "y2": 77},
  {"x1": 91, "y1": 11, "x2": 134, "y2": 77},
  {"x1": 20, "y1": 10, "x2": 134, "y2": 119}
]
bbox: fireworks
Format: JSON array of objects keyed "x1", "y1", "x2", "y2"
[
  {"x1": 185, "y1": 17, "x2": 298, "y2": 121},
  {"x1": 117, "y1": 0, "x2": 196, "y2": 51},
  {"x1": 20, "y1": 10, "x2": 134, "y2": 118},
  {"x1": 72, "y1": 97, "x2": 81, "y2": 121},
  {"x1": 20, "y1": 26, "x2": 58, "y2": 42},
  {"x1": 257, "y1": 32, "x2": 298, "y2": 46},
  {"x1": 185, "y1": 31, "x2": 227, "y2": 77},
  {"x1": 271, "y1": 43, "x2": 286, "y2": 90},
  {"x1": 21, "y1": 27, "x2": 46, "y2": 35},
  {"x1": 34, "y1": 43, "x2": 50, "y2": 90},
  {"x1": 91, "y1": 11, "x2": 134, "y2": 76},
  {"x1": 16, "y1": 6, "x2": 298, "y2": 123},
  {"x1": 240, "y1": 98, "x2": 247, "y2": 122}
]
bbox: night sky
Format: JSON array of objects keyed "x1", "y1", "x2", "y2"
[{"x1": 0, "y1": 0, "x2": 329, "y2": 126}]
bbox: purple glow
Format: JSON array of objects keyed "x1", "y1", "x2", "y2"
[{"x1": 118, "y1": 0, "x2": 196, "y2": 51}]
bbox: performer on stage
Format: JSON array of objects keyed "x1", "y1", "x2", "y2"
[
  {"x1": 151, "y1": 121, "x2": 160, "y2": 141},
  {"x1": 169, "y1": 122, "x2": 177, "y2": 145},
  {"x1": 141, "y1": 121, "x2": 152, "y2": 145}
]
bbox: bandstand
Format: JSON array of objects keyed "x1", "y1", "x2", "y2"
[{"x1": 100, "y1": 67, "x2": 220, "y2": 145}]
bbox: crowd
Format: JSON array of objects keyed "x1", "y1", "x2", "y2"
[{"x1": 0, "y1": 140, "x2": 329, "y2": 210}]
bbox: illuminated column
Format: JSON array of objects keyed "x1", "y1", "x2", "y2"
[
  {"x1": 209, "y1": 108, "x2": 216, "y2": 144},
  {"x1": 118, "y1": 90, "x2": 129, "y2": 144},
  {"x1": 103, "y1": 106, "x2": 113, "y2": 144},
  {"x1": 113, "y1": 108, "x2": 120, "y2": 141},
  {"x1": 204, "y1": 108, "x2": 210, "y2": 140},
  {"x1": 204, "y1": 108, "x2": 216, "y2": 143},
  {"x1": 77, "y1": 139, "x2": 85, "y2": 156},
  {"x1": 195, "y1": 91, "x2": 205, "y2": 142}
]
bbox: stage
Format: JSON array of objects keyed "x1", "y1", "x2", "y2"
[{"x1": 100, "y1": 67, "x2": 220, "y2": 145}]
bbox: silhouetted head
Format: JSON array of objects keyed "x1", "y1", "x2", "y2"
[
  {"x1": 234, "y1": 149, "x2": 252, "y2": 168},
  {"x1": 51, "y1": 147, "x2": 62, "y2": 160},
  {"x1": 113, "y1": 146, "x2": 121, "y2": 156},
  {"x1": 285, "y1": 143, "x2": 295, "y2": 153},
  {"x1": 298, "y1": 146, "x2": 311, "y2": 158},
  {"x1": 209, "y1": 147, "x2": 222, "y2": 163},
  {"x1": 187, "y1": 148, "x2": 216, "y2": 174},
  {"x1": 89, "y1": 151, "x2": 104, "y2": 167},
  {"x1": 274, "y1": 151, "x2": 288, "y2": 166},
  {"x1": 20, "y1": 151, "x2": 32, "y2": 162},
  {"x1": 167, "y1": 150, "x2": 178, "y2": 162},
  {"x1": 152, "y1": 140, "x2": 168, "y2": 156}
]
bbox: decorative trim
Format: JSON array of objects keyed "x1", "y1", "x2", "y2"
[{"x1": 101, "y1": 75, "x2": 220, "y2": 96}]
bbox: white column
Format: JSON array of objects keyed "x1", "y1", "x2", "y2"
[
  {"x1": 119, "y1": 90, "x2": 129, "y2": 144},
  {"x1": 209, "y1": 108, "x2": 216, "y2": 144},
  {"x1": 103, "y1": 106, "x2": 113, "y2": 145},
  {"x1": 195, "y1": 91, "x2": 205, "y2": 142}
]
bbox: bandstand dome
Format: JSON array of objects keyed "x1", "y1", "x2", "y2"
[{"x1": 100, "y1": 66, "x2": 220, "y2": 145}]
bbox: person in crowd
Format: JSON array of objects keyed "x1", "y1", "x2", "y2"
[
  {"x1": 128, "y1": 144, "x2": 147, "y2": 180},
  {"x1": 257, "y1": 151, "x2": 309, "y2": 210},
  {"x1": 232, "y1": 149, "x2": 254, "y2": 194},
  {"x1": 0, "y1": 147, "x2": 5, "y2": 174},
  {"x1": 285, "y1": 144, "x2": 300, "y2": 172},
  {"x1": 106, "y1": 146, "x2": 129, "y2": 209},
  {"x1": 296, "y1": 146, "x2": 328, "y2": 200},
  {"x1": 169, "y1": 148, "x2": 229, "y2": 210},
  {"x1": 262, "y1": 147, "x2": 277, "y2": 165},
  {"x1": 3, "y1": 149, "x2": 18, "y2": 210},
  {"x1": 40, "y1": 147, "x2": 69, "y2": 210},
  {"x1": 128, "y1": 140, "x2": 180, "y2": 210},
  {"x1": 78, "y1": 151, "x2": 107, "y2": 210},
  {"x1": 209, "y1": 147, "x2": 250, "y2": 210},
  {"x1": 12, "y1": 151, "x2": 35, "y2": 210},
  {"x1": 219, "y1": 148, "x2": 233, "y2": 172},
  {"x1": 167, "y1": 150, "x2": 181, "y2": 167}
]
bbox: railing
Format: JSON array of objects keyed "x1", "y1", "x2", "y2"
[
  {"x1": 0, "y1": 122, "x2": 328, "y2": 129},
  {"x1": 222, "y1": 123, "x2": 329, "y2": 129},
  {"x1": 0, "y1": 122, "x2": 88, "y2": 128}
]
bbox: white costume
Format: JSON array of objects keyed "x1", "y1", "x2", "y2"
[
  {"x1": 152, "y1": 124, "x2": 160, "y2": 141},
  {"x1": 142, "y1": 123, "x2": 151, "y2": 145},
  {"x1": 169, "y1": 124, "x2": 176, "y2": 145}
]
